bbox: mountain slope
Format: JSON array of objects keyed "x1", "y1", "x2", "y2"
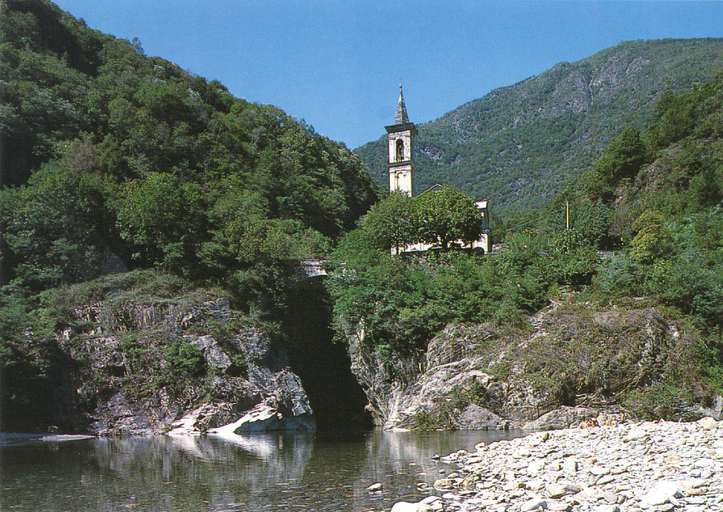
[
  {"x1": 356, "y1": 38, "x2": 723, "y2": 212},
  {"x1": 335, "y1": 73, "x2": 722, "y2": 430},
  {"x1": 0, "y1": 0, "x2": 376, "y2": 432},
  {"x1": 0, "y1": 0, "x2": 376, "y2": 303}
]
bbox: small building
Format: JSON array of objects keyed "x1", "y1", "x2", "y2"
[{"x1": 386, "y1": 85, "x2": 491, "y2": 254}]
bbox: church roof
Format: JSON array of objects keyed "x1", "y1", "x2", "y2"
[{"x1": 395, "y1": 84, "x2": 409, "y2": 124}]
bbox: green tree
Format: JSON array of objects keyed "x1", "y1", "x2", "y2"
[
  {"x1": 593, "y1": 127, "x2": 647, "y2": 184},
  {"x1": 573, "y1": 200, "x2": 612, "y2": 247},
  {"x1": 114, "y1": 173, "x2": 205, "y2": 274},
  {"x1": 358, "y1": 192, "x2": 417, "y2": 252},
  {"x1": 630, "y1": 210, "x2": 672, "y2": 263},
  {"x1": 415, "y1": 186, "x2": 481, "y2": 250},
  {"x1": 551, "y1": 229, "x2": 599, "y2": 285},
  {"x1": 0, "y1": 162, "x2": 114, "y2": 290}
]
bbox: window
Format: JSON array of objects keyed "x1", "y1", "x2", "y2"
[{"x1": 396, "y1": 139, "x2": 405, "y2": 161}]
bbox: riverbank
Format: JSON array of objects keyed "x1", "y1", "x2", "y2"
[{"x1": 393, "y1": 418, "x2": 721, "y2": 512}]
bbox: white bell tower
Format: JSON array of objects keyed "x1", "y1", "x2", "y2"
[{"x1": 386, "y1": 84, "x2": 416, "y2": 196}]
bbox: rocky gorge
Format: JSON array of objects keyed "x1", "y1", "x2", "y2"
[
  {"x1": 8, "y1": 273, "x2": 719, "y2": 438},
  {"x1": 0, "y1": 272, "x2": 319, "y2": 435},
  {"x1": 390, "y1": 417, "x2": 722, "y2": 512},
  {"x1": 346, "y1": 301, "x2": 722, "y2": 432},
  {"x1": 64, "y1": 295, "x2": 314, "y2": 436}
]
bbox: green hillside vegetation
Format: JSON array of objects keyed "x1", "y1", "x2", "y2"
[
  {"x1": 0, "y1": 0, "x2": 377, "y2": 423},
  {"x1": 356, "y1": 39, "x2": 723, "y2": 213},
  {"x1": 543, "y1": 70, "x2": 722, "y2": 326},
  {"x1": 0, "y1": 0, "x2": 720, "y2": 427},
  {"x1": 330, "y1": 72, "x2": 722, "y2": 416},
  {"x1": 0, "y1": 0, "x2": 377, "y2": 312}
]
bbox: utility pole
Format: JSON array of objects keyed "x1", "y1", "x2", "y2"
[{"x1": 565, "y1": 200, "x2": 570, "y2": 230}]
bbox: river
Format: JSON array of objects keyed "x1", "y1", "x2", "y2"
[{"x1": 0, "y1": 430, "x2": 523, "y2": 511}]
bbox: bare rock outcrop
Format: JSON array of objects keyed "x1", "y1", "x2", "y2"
[
  {"x1": 346, "y1": 303, "x2": 716, "y2": 431},
  {"x1": 55, "y1": 296, "x2": 314, "y2": 435}
]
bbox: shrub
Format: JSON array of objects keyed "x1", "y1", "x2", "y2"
[
  {"x1": 162, "y1": 339, "x2": 205, "y2": 378},
  {"x1": 630, "y1": 210, "x2": 672, "y2": 263},
  {"x1": 591, "y1": 253, "x2": 642, "y2": 299},
  {"x1": 114, "y1": 173, "x2": 206, "y2": 274},
  {"x1": 551, "y1": 229, "x2": 599, "y2": 285},
  {"x1": 623, "y1": 382, "x2": 697, "y2": 421}
]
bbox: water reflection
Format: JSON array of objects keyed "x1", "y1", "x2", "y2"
[{"x1": 0, "y1": 430, "x2": 522, "y2": 511}]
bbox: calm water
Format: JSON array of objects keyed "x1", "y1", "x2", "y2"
[{"x1": 0, "y1": 430, "x2": 524, "y2": 511}]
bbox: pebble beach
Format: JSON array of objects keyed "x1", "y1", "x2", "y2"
[{"x1": 391, "y1": 418, "x2": 722, "y2": 512}]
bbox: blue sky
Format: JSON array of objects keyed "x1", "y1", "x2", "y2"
[{"x1": 55, "y1": 1, "x2": 723, "y2": 148}]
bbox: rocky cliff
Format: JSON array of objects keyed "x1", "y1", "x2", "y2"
[
  {"x1": 346, "y1": 302, "x2": 721, "y2": 431},
  {"x1": 7, "y1": 274, "x2": 314, "y2": 435}
]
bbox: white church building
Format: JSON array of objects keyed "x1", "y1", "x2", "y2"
[{"x1": 386, "y1": 85, "x2": 491, "y2": 254}]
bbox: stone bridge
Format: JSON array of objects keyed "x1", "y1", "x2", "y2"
[{"x1": 298, "y1": 259, "x2": 328, "y2": 279}]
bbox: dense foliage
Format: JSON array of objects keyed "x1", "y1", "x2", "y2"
[
  {"x1": 552, "y1": 71, "x2": 723, "y2": 329},
  {"x1": 0, "y1": 0, "x2": 378, "y2": 425},
  {"x1": 328, "y1": 224, "x2": 605, "y2": 361},
  {"x1": 0, "y1": 0, "x2": 720, "y2": 427},
  {"x1": 356, "y1": 39, "x2": 723, "y2": 212},
  {"x1": 332, "y1": 72, "x2": 723, "y2": 414},
  {"x1": 0, "y1": 0, "x2": 377, "y2": 312},
  {"x1": 359, "y1": 187, "x2": 482, "y2": 252}
]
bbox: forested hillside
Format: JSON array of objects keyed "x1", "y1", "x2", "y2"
[
  {"x1": 0, "y1": 0, "x2": 377, "y2": 310},
  {"x1": 0, "y1": 0, "x2": 378, "y2": 431},
  {"x1": 331, "y1": 72, "x2": 722, "y2": 425},
  {"x1": 0, "y1": 0, "x2": 720, "y2": 432},
  {"x1": 542, "y1": 69, "x2": 723, "y2": 328},
  {"x1": 356, "y1": 38, "x2": 723, "y2": 212}
]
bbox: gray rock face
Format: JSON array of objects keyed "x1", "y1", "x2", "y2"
[
  {"x1": 187, "y1": 335, "x2": 232, "y2": 372},
  {"x1": 226, "y1": 401, "x2": 314, "y2": 434},
  {"x1": 344, "y1": 304, "x2": 716, "y2": 430},
  {"x1": 522, "y1": 406, "x2": 599, "y2": 431},
  {"x1": 56, "y1": 296, "x2": 313, "y2": 436},
  {"x1": 457, "y1": 405, "x2": 505, "y2": 431}
]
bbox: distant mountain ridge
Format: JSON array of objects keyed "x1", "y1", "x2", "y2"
[{"x1": 355, "y1": 38, "x2": 723, "y2": 212}]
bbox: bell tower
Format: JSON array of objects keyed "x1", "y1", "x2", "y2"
[{"x1": 386, "y1": 84, "x2": 416, "y2": 196}]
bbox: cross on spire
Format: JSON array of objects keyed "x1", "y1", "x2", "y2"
[{"x1": 395, "y1": 83, "x2": 409, "y2": 124}]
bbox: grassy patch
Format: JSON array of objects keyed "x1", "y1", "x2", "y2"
[{"x1": 162, "y1": 339, "x2": 205, "y2": 379}]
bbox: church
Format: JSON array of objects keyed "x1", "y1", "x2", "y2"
[{"x1": 386, "y1": 85, "x2": 491, "y2": 254}]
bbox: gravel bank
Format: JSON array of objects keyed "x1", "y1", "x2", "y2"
[{"x1": 392, "y1": 418, "x2": 721, "y2": 512}]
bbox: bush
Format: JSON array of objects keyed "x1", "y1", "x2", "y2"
[
  {"x1": 328, "y1": 235, "x2": 552, "y2": 357},
  {"x1": 593, "y1": 127, "x2": 647, "y2": 183},
  {"x1": 647, "y1": 256, "x2": 722, "y2": 327},
  {"x1": 114, "y1": 173, "x2": 206, "y2": 274},
  {"x1": 623, "y1": 382, "x2": 696, "y2": 421},
  {"x1": 591, "y1": 253, "x2": 642, "y2": 299},
  {"x1": 630, "y1": 210, "x2": 672, "y2": 263},
  {"x1": 551, "y1": 229, "x2": 599, "y2": 285},
  {"x1": 162, "y1": 339, "x2": 205, "y2": 378},
  {"x1": 0, "y1": 162, "x2": 116, "y2": 291}
]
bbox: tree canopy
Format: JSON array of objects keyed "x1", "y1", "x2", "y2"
[
  {"x1": 356, "y1": 186, "x2": 482, "y2": 252},
  {"x1": 0, "y1": 0, "x2": 378, "y2": 314}
]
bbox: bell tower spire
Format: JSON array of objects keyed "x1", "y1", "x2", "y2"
[
  {"x1": 395, "y1": 83, "x2": 409, "y2": 124},
  {"x1": 386, "y1": 83, "x2": 416, "y2": 196}
]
